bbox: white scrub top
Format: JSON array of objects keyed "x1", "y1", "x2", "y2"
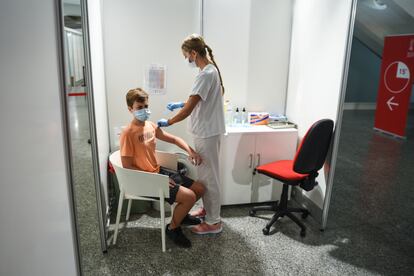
[{"x1": 188, "y1": 64, "x2": 225, "y2": 138}]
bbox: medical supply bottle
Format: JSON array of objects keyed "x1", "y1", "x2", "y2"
[
  {"x1": 233, "y1": 107, "x2": 240, "y2": 126},
  {"x1": 241, "y1": 107, "x2": 247, "y2": 126},
  {"x1": 224, "y1": 100, "x2": 233, "y2": 126}
]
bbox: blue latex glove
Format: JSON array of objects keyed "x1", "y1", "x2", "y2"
[
  {"x1": 157, "y1": 118, "x2": 170, "y2": 127},
  {"x1": 167, "y1": 102, "x2": 184, "y2": 111}
]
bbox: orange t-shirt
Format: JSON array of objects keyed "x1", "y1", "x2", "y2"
[{"x1": 119, "y1": 121, "x2": 160, "y2": 173}]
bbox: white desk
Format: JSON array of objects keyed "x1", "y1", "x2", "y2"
[{"x1": 220, "y1": 125, "x2": 298, "y2": 205}]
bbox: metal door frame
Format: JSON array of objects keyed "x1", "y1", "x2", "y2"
[
  {"x1": 80, "y1": 0, "x2": 108, "y2": 252},
  {"x1": 321, "y1": 0, "x2": 358, "y2": 229}
]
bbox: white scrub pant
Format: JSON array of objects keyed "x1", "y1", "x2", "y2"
[{"x1": 193, "y1": 134, "x2": 222, "y2": 225}]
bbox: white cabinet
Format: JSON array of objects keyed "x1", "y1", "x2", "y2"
[{"x1": 220, "y1": 126, "x2": 298, "y2": 205}]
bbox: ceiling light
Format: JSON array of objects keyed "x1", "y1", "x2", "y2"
[{"x1": 371, "y1": 0, "x2": 387, "y2": 10}]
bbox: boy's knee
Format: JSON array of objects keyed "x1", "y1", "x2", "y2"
[
  {"x1": 188, "y1": 191, "x2": 196, "y2": 204},
  {"x1": 177, "y1": 188, "x2": 196, "y2": 205},
  {"x1": 194, "y1": 181, "x2": 206, "y2": 195},
  {"x1": 183, "y1": 190, "x2": 196, "y2": 205}
]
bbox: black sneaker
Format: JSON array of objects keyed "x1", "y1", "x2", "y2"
[
  {"x1": 165, "y1": 224, "x2": 192, "y2": 248},
  {"x1": 181, "y1": 214, "x2": 202, "y2": 226}
]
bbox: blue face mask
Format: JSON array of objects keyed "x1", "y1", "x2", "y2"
[{"x1": 133, "y1": 108, "x2": 151, "y2": 122}]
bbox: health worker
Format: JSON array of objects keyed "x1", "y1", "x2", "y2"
[{"x1": 158, "y1": 34, "x2": 225, "y2": 234}]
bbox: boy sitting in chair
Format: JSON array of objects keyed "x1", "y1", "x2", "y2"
[{"x1": 120, "y1": 88, "x2": 205, "y2": 248}]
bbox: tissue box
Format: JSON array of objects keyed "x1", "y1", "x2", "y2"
[{"x1": 248, "y1": 112, "x2": 270, "y2": 125}]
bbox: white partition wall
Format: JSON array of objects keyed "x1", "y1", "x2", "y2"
[
  {"x1": 204, "y1": 0, "x2": 293, "y2": 114},
  {"x1": 85, "y1": 0, "x2": 111, "y2": 251},
  {"x1": 102, "y1": 0, "x2": 201, "y2": 152},
  {"x1": 286, "y1": 0, "x2": 355, "y2": 224},
  {"x1": 0, "y1": 0, "x2": 78, "y2": 275}
]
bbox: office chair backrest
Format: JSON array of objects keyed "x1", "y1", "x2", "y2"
[{"x1": 293, "y1": 119, "x2": 334, "y2": 174}]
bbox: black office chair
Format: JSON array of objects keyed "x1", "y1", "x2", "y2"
[{"x1": 249, "y1": 119, "x2": 334, "y2": 237}]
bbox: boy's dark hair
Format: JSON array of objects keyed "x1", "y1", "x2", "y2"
[{"x1": 126, "y1": 88, "x2": 148, "y2": 108}]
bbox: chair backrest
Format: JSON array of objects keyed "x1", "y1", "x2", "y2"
[
  {"x1": 109, "y1": 150, "x2": 170, "y2": 198},
  {"x1": 293, "y1": 119, "x2": 334, "y2": 174}
]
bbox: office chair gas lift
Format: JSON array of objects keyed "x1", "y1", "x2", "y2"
[{"x1": 249, "y1": 119, "x2": 334, "y2": 237}]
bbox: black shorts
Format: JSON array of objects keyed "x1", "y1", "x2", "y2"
[{"x1": 159, "y1": 166, "x2": 194, "y2": 205}]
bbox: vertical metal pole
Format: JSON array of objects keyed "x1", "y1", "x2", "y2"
[
  {"x1": 321, "y1": 0, "x2": 358, "y2": 230},
  {"x1": 55, "y1": 0, "x2": 82, "y2": 274},
  {"x1": 80, "y1": 0, "x2": 108, "y2": 252}
]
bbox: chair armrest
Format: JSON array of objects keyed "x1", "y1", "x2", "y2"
[
  {"x1": 156, "y1": 150, "x2": 178, "y2": 170},
  {"x1": 114, "y1": 166, "x2": 170, "y2": 198}
]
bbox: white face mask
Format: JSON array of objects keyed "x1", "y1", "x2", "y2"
[{"x1": 185, "y1": 57, "x2": 197, "y2": 68}]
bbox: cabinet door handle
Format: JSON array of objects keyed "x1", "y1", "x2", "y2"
[
  {"x1": 249, "y1": 154, "x2": 253, "y2": 168},
  {"x1": 257, "y1": 153, "x2": 261, "y2": 167}
]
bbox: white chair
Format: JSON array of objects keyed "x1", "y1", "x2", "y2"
[{"x1": 109, "y1": 150, "x2": 178, "y2": 252}]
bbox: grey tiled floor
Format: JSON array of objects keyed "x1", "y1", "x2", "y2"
[{"x1": 69, "y1": 97, "x2": 414, "y2": 275}]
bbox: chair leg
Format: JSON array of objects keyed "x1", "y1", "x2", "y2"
[
  {"x1": 126, "y1": 199, "x2": 132, "y2": 221},
  {"x1": 263, "y1": 210, "x2": 284, "y2": 235},
  {"x1": 113, "y1": 192, "x2": 124, "y2": 245},
  {"x1": 249, "y1": 201, "x2": 279, "y2": 216},
  {"x1": 250, "y1": 184, "x2": 289, "y2": 217},
  {"x1": 286, "y1": 213, "x2": 307, "y2": 237},
  {"x1": 159, "y1": 189, "x2": 166, "y2": 253},
  {"x1": 252, "y1": 183, "x2": 310, "y2": 236},
  {"x1": 278, "y1": 184, "x2": 289, "y2": 209}
]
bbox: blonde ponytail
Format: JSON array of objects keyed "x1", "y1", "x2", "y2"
[{"x1": 206, "y1": 45, "x2": 225, "y2": 95}]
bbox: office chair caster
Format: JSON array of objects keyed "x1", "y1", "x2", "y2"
[
  {"x1": 249, "y1": 210, "x2": 256, "y2": 217},
  {"x1": 262, "y1": 227, "x2": 270, "y2": 235},
  {"x1": 300, "y1": 229, "x2": 306, "y2": 237},
  {"x1": 301, "y1": 210, "x2": 309, "y2": 219}
]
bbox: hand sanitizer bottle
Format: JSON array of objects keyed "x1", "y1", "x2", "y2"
[
  {"x1": 233, "y1": 107, "x2": 240, "y2": 126},
  {"x1": 241, "y1": 107, "x2": 247, "y2": 126}
]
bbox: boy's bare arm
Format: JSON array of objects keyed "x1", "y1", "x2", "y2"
[{"x1": 155, "y1": 127, "x2": 202, "y2": 165}]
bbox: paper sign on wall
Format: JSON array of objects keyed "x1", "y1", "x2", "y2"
[{"x1": 144, "y1": 64, "x2": 167, "y2": 95}]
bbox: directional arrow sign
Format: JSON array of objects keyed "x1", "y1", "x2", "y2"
[
  {"x1": 386, "y1": 96, "x2": 399, "y2": 111},
  {"x1": 374, "y1": 34, "x2": 414, "y2": 137}
]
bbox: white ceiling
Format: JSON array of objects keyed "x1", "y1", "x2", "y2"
[{"x1": 355, "y1": 0, "x2": 414, "y2": 56}]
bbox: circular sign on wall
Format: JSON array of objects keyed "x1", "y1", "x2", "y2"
[{"x1": 384, "y1": 61, "x2": 411, "y2": 94}]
